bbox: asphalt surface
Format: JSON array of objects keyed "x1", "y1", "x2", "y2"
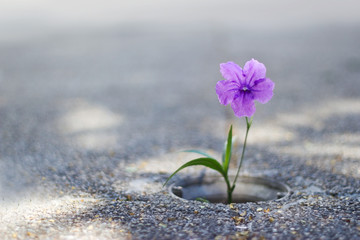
[{"x1": 0, "y1": 1, "x2": 360, "y2": 239}]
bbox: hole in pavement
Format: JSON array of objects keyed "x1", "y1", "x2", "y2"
[{"x1": 169, "y1": 175, "x2": 290, "y2": 204}]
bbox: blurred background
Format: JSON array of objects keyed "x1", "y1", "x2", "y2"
[
  {"x1": 0, "y1": 0, "x2": 360, "y2": 231},
  {"x1": 1, "y1": 0, "x2": 360, "y2": 40}
]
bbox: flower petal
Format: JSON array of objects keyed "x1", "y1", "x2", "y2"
[
  {"x1": 251, "y1": 78, "x2": 275, "y2": 104},
  {"x1": 230, "y1": 92, "x2": 256, "y2": 117},
  {"x1": 220, "y1": 62, "x2": 243, "y2": 82},
  {"x1": 215, "y1": 80, "x2": 239, "y2": 105},
  {"x1": 243, "y1": 59, "x2": 266, "y2": 85}
]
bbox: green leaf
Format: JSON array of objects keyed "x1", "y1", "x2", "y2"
[
  {"x1": 222, "y1": 136, "x2": 237, "y2": 164},
  {"x1": 183, "y1": 150, "x2": 214, "y2": 159},
  {"x1": 195, "y1": 197, "x2": 210, "y2": 203},
  {"x1": 222, "y1": 125, "x2": 233, "y2": 174},
  {"x1": 163, "y1": 158, "x2": 225, "y2": 187}
]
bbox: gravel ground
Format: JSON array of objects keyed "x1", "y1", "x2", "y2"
[{"x1": 1, "y1": 1, "x2": 360, "y2": 239}]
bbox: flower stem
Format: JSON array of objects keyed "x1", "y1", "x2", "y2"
[
  {"x1": 224, "y1": 177, "x2": 232, "y2": 204},
  {"x1": 232, "y1": 117, "x2": 252, "y2": 189}
]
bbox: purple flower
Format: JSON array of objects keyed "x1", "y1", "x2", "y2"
[{"x1": 216, "y1": 59, "x2": 275, "y2": 117}]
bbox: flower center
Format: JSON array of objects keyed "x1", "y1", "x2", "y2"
[{"x1": 242, "y1": 86, "x2": 248, "y2": 91}]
